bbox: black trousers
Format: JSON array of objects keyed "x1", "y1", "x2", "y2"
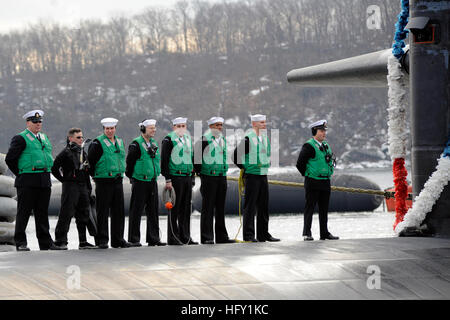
[
  {"x1": 15, "y1": 187, "x2": 53, "y2": 250},
  {"x1": 303, "y1": 177, "x2": 331, "y2": 238},
  {"x1": 55, "y1": 182, "x2": 96, "y2": 246},
  {"x1": 200, "y1": 175, "x2": 229, "y2": 243},
  {"x1": 167, "y1": 176, "x2": 192, "y2": 244},
  {"x1": 243, "y1": 174, "x2": 270, "y2": 241},
  {"x1": 95, "y1": 181, "x2": 126, "y2": 247},
  {"x1": 128, "y1": 179, "x2": 160, "y2": 244}
]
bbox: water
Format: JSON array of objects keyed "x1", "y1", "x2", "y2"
[{"x1": 24, "y1": 168, "x2": 399, "y2": 250}]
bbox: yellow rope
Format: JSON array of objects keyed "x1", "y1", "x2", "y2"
[
  {"x1": 227, "y1": 176, "x2": 412, "y2": 200},
  {"x1": 229, "y1": 172, "x2": 411, "y2": 242},
  {"x1": 233, "y1": 169, "x2": 253, "y2": 243}
]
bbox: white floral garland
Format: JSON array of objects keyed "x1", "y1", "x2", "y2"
[
  {"x1": 387, "y1": 54, "x2": 408, "y2": 160},
  {"x1": 395, "y1": 156, "x2": 450, "y2": 234}
]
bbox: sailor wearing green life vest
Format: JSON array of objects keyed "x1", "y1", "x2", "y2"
[
  {"x1": 233, "y1": 114, "x2": 280, "y2": 243},
  {"x1": 296, "y1": 120, "x2": 339, "y2": 242},
  {"x1": 194, "y1": 117, "x2": 235, "y2": 244},
  {"x1": 161, "y1": 117, "x2": 198, "y2": 245},
  {"x1": 87, "y1": 117, "x2": 131, "y2": 249},
  {"x1": 125, "y1": 119, "x2": 166, "y2": 247},
  {"x1": 5, "y1": 110, "x2": 64, "y2": 251}
]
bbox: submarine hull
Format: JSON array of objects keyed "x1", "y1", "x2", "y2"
[
  {"x1": 192, "y1": 174, "x2": 383, "y2": 215},
  {"x1": 47, "y1": 174, "x2": 382, "y2": 216}
]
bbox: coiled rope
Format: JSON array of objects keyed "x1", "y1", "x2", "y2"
[
  {"x1": 162, "y1": 186, "x2": 191, "y2": 245},
  {"x1": 232, "y1": 169, "x2": 248, "y2": 242}
]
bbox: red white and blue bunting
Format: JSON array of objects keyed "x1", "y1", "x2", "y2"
[{"x1": 388, "y1": 0, "x2": 450, "y2": 234}]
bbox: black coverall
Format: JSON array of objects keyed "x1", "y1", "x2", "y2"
[
  {"x1": 51, "y1": 143, "x2": 96, "y2": 246},
  {"x1": 161, "y1": 135, "x2": 194, "y2": 244},
  {"x1": 233, "y1": 137, "x2": 271, "y2": 241},
  {"x1": 5, "y1": 134, "x2": 54, "y2": 250},
  {"x1": 194, "y1": 137, "x2": 230, "y2": 243},
  {"x1": 296, "y1": 143, "x2": 331, "y2": 239},
  {"x1": 125, "y1": 140, "x2": 161, "y2": 245},
  {"x1": 88, "y1": 139, "x2": 127, "y2": 248}
]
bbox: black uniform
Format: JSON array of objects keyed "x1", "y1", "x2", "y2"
[
  {"x1": 88, "y1": 139, "x2": 127, "y2": 248},
  {"x1": 5, "y1": 134, "x2": 54, "y2": 250},
  {"x1": 296, "y1": 143, "x2": 331, "y2": 239},
  {"x1": 161, "y1": 135, "x2": 195, "y2": 245},
  {"x1": 52, "y1": 143, "x2": 96, "y2": 246},
  {"x1": 233, "y1": 137, "x2": 272, "y2": 242},
  {"x1": 194, "y1": 138, "x2": 231, "y2": 244},
  {"x1": 125, "y1": 140, "x2": 161, "y2": 245}
]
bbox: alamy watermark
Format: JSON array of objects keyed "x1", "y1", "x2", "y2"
[
  {"x1": 367, "y1": 5, "x2": 382, "y2": 30},
  {"x1": 170, "y1": 120, "x2": 280, "y2": 171},
  {"x1": 66, "y1": 265, "x2": 81, "y2": 290},
  {"x1": 366, "y1": 265, "x2": 381, "y2": 290}
]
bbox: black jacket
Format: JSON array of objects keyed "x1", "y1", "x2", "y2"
[
  {"x1": 193, "y1": 136, "x2": 208, "y2": 175},
  {"x1": 232, "y1": 136, "x2": 250, "y2": 170},
  {"x1": 51, "y1": 143, "x2": 92, "y2": 191},
  {"x1": 296, "y1": 143, "x2": 316, "y2": 177},
  {"x1": 5, "y1": 134, "x2": 52, "y2": 188},
  {"x1": 125, "y1": 140, "x2": 140, "y2": 180}
]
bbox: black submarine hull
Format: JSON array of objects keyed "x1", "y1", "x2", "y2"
[
  {"x1": 192, "y1": 173, "x2": 383, "y2": 215},
  {"x1": 48, "y1": 173, "x2": 383, "y2": 216}
]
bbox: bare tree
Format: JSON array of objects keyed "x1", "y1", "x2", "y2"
[
  {"x1": 174, "y1": 0, "x2": 191, "y2": 53},
  {"x1": 135, "y1": 8, "x2": 170, "y2": 54}
]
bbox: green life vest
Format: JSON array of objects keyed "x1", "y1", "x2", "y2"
[
  {"x1": 305, "y1": 138, "x2": 334, "y2": 180},
  {"x1": 17, "y1": 129, "x2": 53, "y2": 174},
  {"x1": 242, "y1": 130, "x2": 271, "y2": 175},
  {"x1": 94, "y1": 134, "x2": 126, "y2": 179},
  {"x1": 132, "y1": 136, "x2": 161, "y2": 182},
  {"x1": 167, "y1": 131, "x2": 193, "y2": 176},
  {"x1": 200, "y1": 130, "x2": 228, "y2": 176}
]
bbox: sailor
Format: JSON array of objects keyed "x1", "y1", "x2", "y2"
[
  {"x1": 296, "y1": 119, "x2": 339, "y2": 241},
  {"x1": 87, "y1": 118, "x2": 131, "y2": 249},
  {"x1": 125, "y1": 119, "x2": 166, "y2": 247},
  {"x1": 52, "y1": 128, "x2": 97, "y2": 250},
  {"x1": 5, "y1": 110, "x2": 64, "y2": 251},
  {"x1": 194, "y1": 117, "x2": 235, "y2": 244},
  {"x1": 233, "y1": 114, "x2": 280, "y2": 243},
  {"x1": 161, "y1": 117, "x2": 198, "y2": 245}
]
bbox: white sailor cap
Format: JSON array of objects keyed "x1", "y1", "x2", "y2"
[
  {"x1": 308, "y1": 119, "x2": 327, "y2": 129},
  {"x1": 139, "y1": 119, "x2": 156, "y2": 127},
  {"x1": 207, "y1": 116, "x2": 224, "y2": 126},
  {"x1": 101, "y1": 117, "x2": 119, "y2": 127},
  {"x1": 250, "y1": 114, "x2": 266, "y2": 122},
  {"x1": 23, "y1": 110, "x2": 44, "y2": 121},
  {"x1": 139, "y1": 119, "x2": 157, "y2": 127},
  {"x1": 172, "y1": 117, "x2": 187, "y2": 125}
]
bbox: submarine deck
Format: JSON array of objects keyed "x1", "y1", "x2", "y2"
[{"x1": 0, "y1": 237, "x2": 449, "y2": 300}]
